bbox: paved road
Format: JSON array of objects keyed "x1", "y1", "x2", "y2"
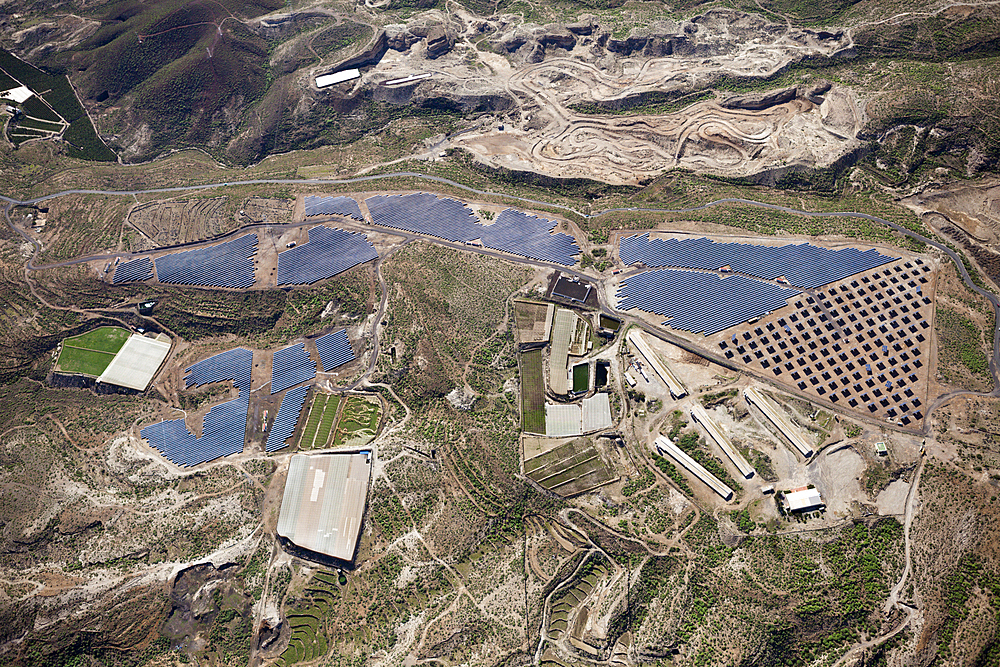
[{"x1": 4, "y1": 170, "x2": 999, "y2": 420}]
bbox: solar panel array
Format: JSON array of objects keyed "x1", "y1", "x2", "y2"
[
  {"x1": 154, "y1": 234, "x2": 258, "y2": 289},
  {"x1": 276, "y1": 226, "x2": 378, "y2": 286},
  {"x1": 303, "y1": 196, "x2": 364, "y2": 220},
  {"x1": 315, "y1": 329, "x2": 355, "y2": 372},
  {"x1": 112, "y1": 257, "x2": 153, "y2": 284},
  {"x1": 185, "y1": 348, "x2": 253, "y2": 390},
  {"x1": 480, "y1": 209, "x2": 579, "y2": 266},
  {"x1": 266, "y1": 384, "x2": 311, "y2": 452},
  {"x1": 619, "y1": 234, "x2": 897, "y2": 289},
  {"x1": 142, "y1": 348, "x2": 254, "y2": 466},
  {"x1": 718, "y1": 259, "x2": 934, "y2": 426},
  {"x1": 366, "y1": 194, "x2": 580, "y2": 265},
  {"x1": 366, "y1": 192, "x2": 480, "y2": 241},
  {"x1": 271, "y1": 343, "x2": 316, "y2": 394},
  {"x1": 617, "y1": 269, "x2": 800, "y2": 335}
]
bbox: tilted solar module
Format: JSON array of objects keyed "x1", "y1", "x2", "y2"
[
  {"x1": 276, "y1": 226, "x2": 378, "y2": 286},
  {"x1": 366, "y1": 192, "x2": 480, "y2": 242},
  {"x1": 315, "y1": 329, "x2": 355, "y2": 372},
  {"x1": 112, "y1": 257, "x2": 154, "y2": 284},
  {"x1": 617, "y1": 269, "x2": 800, "y2": 335},
  {"x1": 481, "y1": 209, "x2": 580, "y2": 266},
  {"x1": 619, "y1": 234, "x2": 897, "y2": 289},
  {"x1": 185, "y1": 348, "x2": 253, "y2": 390},
  {"x1": 154, "y1": 234, "x2": 258, "y2": 289},
  {"x1": 303, "y1": 196, "x2": 365, "y2": 220},
  {"x1": 365, "y1": 194, "x2": 580, "y2": 266},
  {"x1": 144, "y1": 347, "x2": 255, "y2": 466},
  {"x1": 271, "y1": 343, "x2": 317, "y2": 394},
  {"x1": 266, "y1": 385, "x2": 311, "y2": 452}
]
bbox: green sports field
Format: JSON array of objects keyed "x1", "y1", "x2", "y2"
[{"x1": 56, "y1": 326, "x2": 130, "y2": 376}]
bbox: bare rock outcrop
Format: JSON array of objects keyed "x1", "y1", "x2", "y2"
[{"x1": 721, "y1": 87, "x2": 798, "y2": 111}]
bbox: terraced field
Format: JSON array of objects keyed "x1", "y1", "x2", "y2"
[
  {"x1": 548, "y1": 558, "x2": 611, "y2": 640},
  {"x1": 278, "y1": 570, "x2": 342, "y2": 666},
  {"x1": 525, "y1": 438, "x2": 615, "y2": 496}
]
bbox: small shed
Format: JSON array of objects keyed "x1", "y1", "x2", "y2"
[{"x1": 783, "y1": 488, "x2": 825, "y2": 513}]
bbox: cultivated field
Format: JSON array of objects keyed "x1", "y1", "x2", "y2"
[
  {"x1": 520, "y1": 349, "x2": 546, "y2": 434},
  {"x1": 55, "y1": 326, "x2": 129, "y2": 376},
  {"x1": 524, "y1": 438, "x2": 615, "y2": 496}
]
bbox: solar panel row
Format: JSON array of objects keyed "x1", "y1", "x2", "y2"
[
  {"x1": 144, "y1": 347, "x2": 255, "y2": 466},
  {"x1": 140, "y1": 390, "x2": 249, "y2": 466},
  {"x1": 276, "y1": 226, "x2": 378, "y2": 286},
  {"x1": 184, "y1": 348, "x2": 253, "y2": 390},
  {"x1": 619, "y1": 234, "x2": 897, "y2": 289},
  {"x1": 266, "y1": 385, "x2": 311, "y2": 452},
  {"x1": 617, "y1": 269, "x2": 800, "y2": 335},
  {"x1": 303, "y1": 196, "x2": 364, "y2": 220},
  {"x1": 155, "y1": 234, "x2": 258, "y2": 289},
  {"x1": 112, "y1": 257, "x2": 153, "y2": 284},
  {"x1": 271, "y1": 343, "x2": 316, "y2": 394},
  {"x1": 315, "y1": 329, "x2": 355, "y2": 372},
  {"x1": 365, "y1": 193, "x2": 580, "y2": 266}
]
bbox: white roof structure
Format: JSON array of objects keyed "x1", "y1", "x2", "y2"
[
  {"x1": 655, "y1": 435, "x2": 733, "y2": 501},
  {"x1": 546, "y1": 403, "x2": 580, "y2": 437},
  {"x1": 784, "y1": 488, "x2": 824, "y2": 512},
  {"x1": 97, "y1": 333, "x2": 171, "y2": 391},
  {"x1": 627, "y1": 330, "x2": 687, "y2": 399},
  {"x1": 316, "y1": 69, "x2": 361, "y2": 88},
  {"x1": 744, "y1": 387, "x2": 813, "y2": 458},
  {"x1": 691, "y1": 404, "x2": 755, "y2": 479},
  {"x1": 277, "y1": 453, "x2": 371, "y2": 560},
  {"x1": 581, "y1": 393, "x2": 612, "y2": 432},
  {"x1": 0, "y1": 86, "x2": 33, "y2": 104}
]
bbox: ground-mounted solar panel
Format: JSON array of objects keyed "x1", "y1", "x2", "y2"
[
  {"x1": 141, "y1": 389, "x2": 249, "y2": 467},
  {"x1": 617, "y1": 269, "x2": 800, "y2": 335},
  {"x1": 112, "y1": 257, "x2": 154, "y2": 284},
  {"x1": 366, "y1": 192, "x2": 481, "y2": 242},
  {"x1": 303, "y1": 196, "x2": 364, "y2": 220},
  {"x1": 185, "y1": 348, "x2": 253, "y2": 391},
  {"x1": 266, "y1": 385, "x2": 311, "y2": 452},
  {"x1": 271, "y1": 343, "x2": 316, "y2": 394},
  {"x1": 276, "y1": 226, "x2": 378, "y2": 286},
  {"x1": 365, "y1": 194, "x2": 580, "y2": 266},
  {"x1": 154, "y1": 234, "x2": 258, "y2": 289},
  {"x1": 619, "y1": 234, "x2": 897, "y2": 289},
  {"x1": 315, "y1": 329, "x2": 355, "y2": 372},
  {"x1": 481, "y1": 209, "x2": 580, "y2": 266}
]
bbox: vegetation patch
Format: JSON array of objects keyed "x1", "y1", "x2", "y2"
[
  {"x1": 520, "y1": 349, "x2": 545, "y2": 433},
  {"x1": 333, "y1": 396, "x2": 380, "y2": 448},
  {"x1": 55, "y1": 326, "x2": 130, "y2": 376}
]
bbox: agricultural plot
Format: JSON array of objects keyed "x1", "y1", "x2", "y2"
[
  {"x1": 278, "y1": 570, "x2": 341, "y2": 666},
  {"x1": 55, "y1": 326, "x2": 130, "y2": 376},
  {"x1": 513, "y1": 299, "x2": 553, "y2": 345},
  {"x1": 298, "y1": 393, "x2": 341, "y2": 450},
  {"x1": 524, "y1": 438, "x2": 615, "y2": 496},
  {"x1": 128, "y1": 198, "x2": 234, "y2": 246},
  {"x1": 572, "y1": 363, "x2": 590, "y2": 393},
  {"x1": 520, "y1": 349, "x2": 545, "y2": 434},
  {"x1": 548, "y1": 558, "x2": 610, "y2": 640},
  {"x1": 332, "y1": 396, "x2": 380, "y2": 448}
]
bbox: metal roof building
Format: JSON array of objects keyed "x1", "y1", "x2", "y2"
[
  {"x1": 783, "y1": 488, "x2": 824, "y2": 513},
  {"x1": 277, "y1": 453, "x2": 371, "y2": 561}
]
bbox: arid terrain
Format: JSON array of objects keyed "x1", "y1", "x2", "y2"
[{"x1": 1, "y1": 0, "x2": 1000, "y2": 666}]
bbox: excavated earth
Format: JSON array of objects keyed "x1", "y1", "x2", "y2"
[{"x1": 354, "y1": 9, "x2": 861, "y2": 185}]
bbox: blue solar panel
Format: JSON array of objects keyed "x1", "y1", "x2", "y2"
[
  {"x1": 155, "y1": 234, "x2": 257, "y2": 288},
  {"x1": 303, "y1": 196, "x2": 364, "y2": 220},
  {"x1": 315, "y1": 329, "x2": 355, "y2": 372},
  {"x1": 112, "y1": 257, "x2": 153, "y2": 284},
  {"x1": 142, "y1": 347, "x2": 254, "y2": 466},
  {"x1": 619, "y1": 234, "x2": 897, "y2": 289},
  {"x1": 185, "y1": 348, "x2": 253, "y2": 390},
  {"x1": 276, "y1": 226, "x2": 378, "y2": 286},
  {"x1": 271, "y1": 343, "x2": 316, "y2": 394},
  {"x1": 617, "y1": 269, "x2": 800, "y2": 335},
  {"x1": 365, "y1": 193, "x2": 579, "y2": 266},
  {"x1": 266, "y1": 385, "x2": 311, "y2": 452}
]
